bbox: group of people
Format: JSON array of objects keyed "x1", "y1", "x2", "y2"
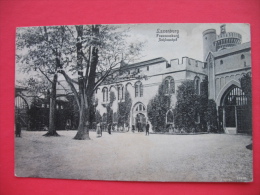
[
  {"x1": 132, "y1": 122, "x2": 150, "y2": 135},
  {"x1": 96, "y1": 122, "x2": 150, "y2": 137}
]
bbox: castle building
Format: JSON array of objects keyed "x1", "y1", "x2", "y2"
[
  {"x1": 15, "y1": 24, "x2": 251, "y2": 134},
  {"x1": 95, "y1": 24, "x2": 251, "y2": 134}
]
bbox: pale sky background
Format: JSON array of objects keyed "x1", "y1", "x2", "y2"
[
  {"x1": 122, "y1": 23, "x2": 250, "y2": 62},
  {"x1": 16, "y1": 23, "x2": 250, "y2": 83}
]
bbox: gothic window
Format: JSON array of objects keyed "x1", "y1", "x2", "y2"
[
  {"x1": 224, "y1": 87, "x2": 248, "y2": 106},
  {"x1": 135, "y1": 81, "x2": 143, "y2": 97},
  {"x1": 166, "y1": 110, "x2": 174, "y2": 124},
  {"x1": 170, "y1": 79, "x2": 175, "y2": 94},
  {"x1": 241, "y1": 54, "x2": 245, "y2": 60},
  {"x1": 102, "y1": 87, "x2": 108, "y2": 102},
  {"x1": 147, "y1": 66, "x2": 149, "y2": 71},
  {"x1": 220, "y1": 60, "x2": 223, "y2": 65},
  {"x1": 165, "y1": 80, "x2": 169, "y2": 94},
  {"x1": 118, "y1": 85, "x2": 123, "y2": 100},
  {"x1": 134, "y1": 103, "x2": 146, "y2": 112},
  {"x1": 194, "y1": 77, "x2": 200, "y2": 95},
  {"x1": 164, "y1": 77, "x2": 175, "y2": 95}
]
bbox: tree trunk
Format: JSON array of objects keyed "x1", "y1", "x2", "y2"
[
  {"x1": 43, "y1": 74, "x2": 59, "y2": 136},
  {"x1": 73, "y1": 25, "x2": 90, "y2": 140},
  {"x1": 74, "y1": 93, "x2": 90, "y2": 140}
]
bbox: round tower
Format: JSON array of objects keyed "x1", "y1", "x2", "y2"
[
  {"x1": 203, "y1": 29, "x2": 217, "y2": 61},
  {"x1": 215, "y1": 24, "x2": 242, "y2": 51}
]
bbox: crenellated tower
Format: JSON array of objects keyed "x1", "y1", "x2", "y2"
[{"x1": 214, "y1": 24, "x2": 242, "y2": 51}]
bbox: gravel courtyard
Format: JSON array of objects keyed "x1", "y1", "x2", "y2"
[{"x1": 15, "y1": 131, "x2": 252, "y2": 182}]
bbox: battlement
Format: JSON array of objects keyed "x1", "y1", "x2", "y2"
[
  {"x1": 170, "y1": 57, "x2": 206, "y2": 71},
  {"x1": 216, "y1": 32, "x2": 242, "y2": 40}
]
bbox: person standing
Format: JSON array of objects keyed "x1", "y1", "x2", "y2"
[
  {"x1": 145, "y1": 122, "x2": 150, "y2": 136},
  {"x1": 96, "y1": 122, "x2": 101, "y2": 137},
  {"x1": 15, "y1": 120, "x2": 21, "y2": 137},
  {"x1": 108, "y1": 123, "x2": 111, "y2": 134},
  {"x1": 132, "y1": 125, "x2": 135, "y2": 133}
]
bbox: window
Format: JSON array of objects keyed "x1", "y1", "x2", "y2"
[
  {"x1": 220, "y1": 60, "x2": 223, "y2": 65},
  {"x1": 165, "y1": 80, "x2": 169, "y2": 94},
  {"x1": 118, "y1": 85, "x2": 123, "y2": 100},
  {"x1": 135, "y1": 81, "x2": 143, "y2": 97},
  {"x1": 194, "y1": 77, "x2": 200, "y2": 95},
  {"x1": 170, "y1": 79, "x2": 175, "y2": 94},
  {"x1": 166, "y1": 110, "x2": 174, "y2": 124},
  {"x1": 147, "y1": 66, "x2": 149, "y2": 71},
  {"x1": 166, "y1": 63, "x2": 171, "y2": 68},
  {"x1": 134, "y1": 103, "x2": 146, "y2": 112},
  {"x1": 102, "y1": 87, "x2": 108, "y2": 102},
  {"x1": 241, "y1": 54, "x2": 245, "y2": 60},
  {"x1": 164, "y1": 77, "x2": 175, "y2": 95},
  {"x1": 244, "y1": 61, "x2": 246, "y2": 67}
]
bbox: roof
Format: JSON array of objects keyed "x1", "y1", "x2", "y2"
[
  {"x1": 121, "y1": 57, "x2": 167, "y2": 70},
  {"x1": 213, "y1": 42, "x2": 251, "y2": 58}
]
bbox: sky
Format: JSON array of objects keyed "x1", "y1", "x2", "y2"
[
  {"x1": 16, "y1": 23, "x2": 250, "y2": 83},
  {"x1": 121, "y1": 23, "x2": 250, "y2": 62}
]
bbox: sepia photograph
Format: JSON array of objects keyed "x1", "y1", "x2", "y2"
[{"x1": 15, "y1": 23, "x2": 252, "y2": 182}]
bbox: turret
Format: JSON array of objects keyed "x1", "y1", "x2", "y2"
[
  {"x1": 203, "y1": 29, "x2": 217, "y2": 61},
  {"x1": 214, "y1": 24, "x2": 242, "y2": 51}
]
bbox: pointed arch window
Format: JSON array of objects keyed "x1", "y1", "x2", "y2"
[
  {"x1": 166, "y1": 110, "x2": 174, "y2": 124},
  {"x1": 102, "y1": 87, "x2": 108, "y2": 102},
  {"x1": 118, "y1": 85, "x2": 124, "y2": 100},
  {"x1": 135, "y1": 81, "x2": 143, "y2": 97},
  {"x1": 164, "y1": 77, "x2": 175, "y2": 95},
  {"x1": 170, "y1": 79, "x2": 175, "y2": 94},
  {"x1": 165, "y1": 80, "x2": 169, "y2": 94},
  {"x1": 194, "y1": 77, "x2": 200, "y2": 95},
  {"x1": 134, "y1": 103, "x2": 146, "y2": 112}
]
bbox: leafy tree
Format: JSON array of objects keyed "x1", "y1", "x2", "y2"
[
  {"x1": 58, "y1": 25, "x2": 144, "y2": 140},
  {"x1": 205, "y1": 99, "x2": 218, "y2": 132},
  {"x1": 174, "y1": 80, "x2": 200, "y2": 132},
  {"x1": 117, "y1": 89, "x2": 132, "y2": 127},
  {"x1": 198, "y1": 76, "x2": 208, "y2": 132},
  {"x1": 147, "y1": 84, "x2": 171, "y2": 132},
  {"x1": 16, "y1": 26, "x2": 74, "y2": 136},
  {"x1": 240, "y1": 73, "x2": 252, "y2": 104},
  {"x1": 239, "y1": 72, "x2": 252, "y2": 133}
]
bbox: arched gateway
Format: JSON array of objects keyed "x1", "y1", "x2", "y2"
[
  {"x1": 132, "y1": 102, "x2": 147, "y2": 132},
  {"x1": 218, "y1": 85, "x2": 251, "y2": 134}
]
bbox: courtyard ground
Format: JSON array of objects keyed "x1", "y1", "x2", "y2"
[{"x1": 15, "y1": 130, "x2": 252, "y2": 182}]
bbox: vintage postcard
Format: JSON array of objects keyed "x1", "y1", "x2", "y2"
[{"x1": 15, "y1": 23, "x2": 252, "y2": 182}]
